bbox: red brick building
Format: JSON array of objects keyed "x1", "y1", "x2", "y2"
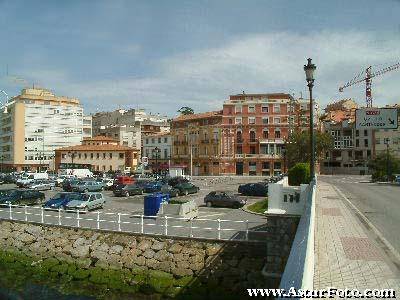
[{"x1": 220, "y1": 93, "x2": 296, "y2": 176}]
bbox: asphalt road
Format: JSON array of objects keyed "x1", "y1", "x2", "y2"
[
  {"x1": 0, "y1": 177, "x2": 269, "y2": 241},
  {"x1": 319, "y1": 175, "x2": 400, "y2": 255}
]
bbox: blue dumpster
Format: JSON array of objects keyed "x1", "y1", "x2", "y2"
[{"x1": 144, "y1": 193, "x2": 170, "y2": 216}]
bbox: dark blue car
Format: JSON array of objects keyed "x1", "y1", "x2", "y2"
[
  {"x1": 43, "y1": 192, "x2": 83, "y2": 209},
  {"x1": 143, "y1": 181, "x2": 162, "y2": 193}
]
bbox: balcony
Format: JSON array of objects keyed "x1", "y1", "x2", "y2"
[
  {"x1": 201, "y1": 139, "x2": 210, "y2": 144},
  {"x1": 249, "y1": 139, "x2": 259, "y2": 144},
  {"x1": 259, "y1": 138, "x2": 285, "y2": 144},
  {"x1": 235, "y1": 154, "x2": 244, "y2": 159}
]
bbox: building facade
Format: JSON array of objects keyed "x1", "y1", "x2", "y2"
[
  {"x1": 220, "y1": 93, "x2": 296, "y2": 176},
  {"x1": 0, "y1": 88, "x2": 92, "y2": 172},
  {"x1": 142, "y1": 132, "x2": 172, "y2": 172},
  {"x1": 92, "y1": 109, "x2": 169, "y2": 155},
  {"x1": 171, "y1": 111, "x2": 222, "y2": 176},
  {"x1": 54, "y1": 136, "x2": 139, "y2": 173}
]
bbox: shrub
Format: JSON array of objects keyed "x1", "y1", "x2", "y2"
[{"x1": 288, "y1": 163, "x2": 310, "y2": 186}]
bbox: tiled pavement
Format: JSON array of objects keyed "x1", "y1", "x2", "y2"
[{"x1": 314, "y1": 180, "x2": 400, "y2": 293}]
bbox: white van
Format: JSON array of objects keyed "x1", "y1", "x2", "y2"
[
  {"x1": 60, "y1": 169, "x2": 93, "y2": 178},
  {"x1": 16, "y1": 172, "x2": 48, "y2": 187}
]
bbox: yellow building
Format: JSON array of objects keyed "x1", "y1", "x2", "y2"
[{"x1": 171, "y1": 111, "x2": 222, "y2": 176}]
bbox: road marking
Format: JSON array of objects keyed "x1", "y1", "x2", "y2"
[{"x1": 332, "y1": 185, "x2": 400, "y2": 264}]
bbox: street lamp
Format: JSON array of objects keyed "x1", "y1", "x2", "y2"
[
  {"x1": 152, "y1": 147, "x2": 161, "y2": 175},
  {"x1": 384, "y1": 138, "x2": 390, "y2": 181},
  {"x1": 304, "y1": 58, "x2": 317, "y2": 180}
]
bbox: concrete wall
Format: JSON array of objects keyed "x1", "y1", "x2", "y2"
[
  {"x1": 267, "y1": 177, "x2": 309, "y2": 215},
  {"x1": 0, "y1": 217, "x2": 299, "y2": 298}
]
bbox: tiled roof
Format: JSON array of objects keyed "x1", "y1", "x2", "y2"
[
  {"x1": 55, "y1": 144, "x2": 137, "y2": 152},
  {"x1": 173, "y1": 111, "x2": 222, "y2": 122},
  {"x1": 83, "y1": 136, "x2": 117, "y2": 141}
]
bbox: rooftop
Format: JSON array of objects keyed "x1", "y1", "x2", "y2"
[
  {"x1": 83, "y1": 136, "x2": 117, "y2": 142},
  {"x1": 56, "y1": 144, "x2": 137, "y2": 152},
  {"x1": 173, "y1": 110, "x2": 223, "y2": 122}
]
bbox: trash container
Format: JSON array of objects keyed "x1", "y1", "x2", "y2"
[{"x1": 144, "y1": 193, "x2": 170, "y2": 216}]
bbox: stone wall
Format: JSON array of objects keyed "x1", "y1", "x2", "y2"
[{"x1": 0, "y1": 216, "x2": 298, "y2": 299}]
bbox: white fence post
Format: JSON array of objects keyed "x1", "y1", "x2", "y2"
[
  {"x1": 77, "y1": 210, "x2": 80, "y2": 228},
  {"x1": 24, "y1": 205, "x2": 28, "y2": 222},
  {"x1": 141, "y1": 215, "x2": 144, "y2": 233},
  {"x1": 97, "y1": 211, "x2": 100, "y2": 230},
  {"x1": 118, "y1": 213, "x2": 121, "y2": 231},
  {"x1": 189, "y1": 219, "x2": 193, "y2": 238},
  {"x1": 164, "y1": 216, "x2": 168, "y2": 235},
  {"x1": 41, "y1": 206, "x2": 44, "y2": 223},
  {"x1": 245, "y1": 220, "x2": 249, "y2": 241},
  {"x1": 58, "y1": 208, "x2": 62, "y2": 225},
  {"x1": 8, "y1": 203, "x2": 12, "y2": 220},
  {"x1": 217, "y1": 219, "x2": 221, "y2": 240}
]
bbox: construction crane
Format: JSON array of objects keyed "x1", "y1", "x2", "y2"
[{"x1": 339, "y1": 62, "x2": 400, "y2": 107}]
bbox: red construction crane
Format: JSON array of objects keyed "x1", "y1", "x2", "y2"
[{"x1": 339, "y1": 62, "x2": 400, "y2": 107}]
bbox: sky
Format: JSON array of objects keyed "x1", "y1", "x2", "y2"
[{"x1": 0, "y1": 0, "x2": 399, "y2": 117}]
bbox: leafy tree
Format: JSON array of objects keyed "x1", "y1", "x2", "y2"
[
  {"x1": 368, "y1": 150, "x2": 400, "y2": 182},
  {"x1": 288, "y1": 163, "x2": 310, "y2": 186},
  {"x1": 177, "y1": 107, "x2": 194, "y2": 115},
  {"x1": 285, "y1": 130, "x2": 334, "y2": 169}
]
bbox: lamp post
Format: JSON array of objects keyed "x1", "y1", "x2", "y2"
[
  {"x1": 304, "y1": 58, "x2": 317, "y2": 180},
  {"x1": 384, "y1": 138, "x2": 390, "y2": 181},
  {"x1": 152, "y1": 147, "x2": 160, "y2": 175}
]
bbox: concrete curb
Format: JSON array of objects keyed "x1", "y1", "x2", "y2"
[
  {"x1": 241, "y1": 203, "x2": 266, "y2": 216},
  {"x1": 333, "y1": 185, "x2": 400, "y2": 264}
]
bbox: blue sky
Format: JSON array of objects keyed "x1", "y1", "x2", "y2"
[{"x1": 0, "y1": 0, "x2": 399, "y2": 116}]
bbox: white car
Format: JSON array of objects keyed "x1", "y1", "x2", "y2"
[
  {"x1": 28, "y1": 180, "x2": 54, "y2": 191},
  {"x1": 65, "y1": 192, "x2": 105, "y2": 212}
]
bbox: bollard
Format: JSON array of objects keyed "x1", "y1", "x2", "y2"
[
  {"x1": 245, "y1": 219, "x2": 249, "y2": 241},
  {"x1": 189, "y1": 219, "x2": 193, "y2": 238},
  {"x1": 217, "y1": 218, "x2": 221, "y2": 240},
  {"x1": 141, "y1": 215, "x2": 144, "y2": 234},
  {"x1": 77, "y1": 210, "x2": 80, "y2": 228},
  {"x1": 24, "y1": 205, "x2": 28, "y2": 222},
  {"x1": 8, "y1": 203, "x2": 12, "y2": 220},
  {"x1": 41, "y1": 207, "x2": 44, "y2": 223},
  {"x1": 164, "y1": 216, "x2": 168, "y2": 235}
]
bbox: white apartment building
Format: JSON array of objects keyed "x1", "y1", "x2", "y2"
[{"x1": 0, "y1": 88, "x2": 92, "y2": 172}]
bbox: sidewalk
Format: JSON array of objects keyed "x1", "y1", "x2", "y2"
[{"x1": 314, "y1": 180, "x2": 400, "y2": 293}]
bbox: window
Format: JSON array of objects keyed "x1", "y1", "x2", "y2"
[
  {"x1": 263, "y1": 130, "x2": 269, "y2": 139},
  {"x1": 109, "y1": 153, "x2": 112, "y2": 159},
  {"x1": 262, "y1": 162, "x2": 270, "y2": 169},
  {"x1": 151, "y1": 138, "x2": 155, "y2": 143},
  {"x1": 364, "y1": 139, "x2": 368, "y2": 147},
  {"x1": 235, "y1": 105, "x2": 242, "y2": 113},
  {"x1": 78, "y1": 154, "x2": 81, "y2": 159},
  {"x1": 355, "y1": 130, "x2": 359, "y2": 137},
  {"x1": 356, "y1": 139, "x2": 359, "y2": 147},
  {"x1": 249, "y1": 131, "x2": 256, "y2": 142},
  {"x1": 376, "y1": 138, "x2": 380, "y2": 144},
  {"x1": 164, "y1": 149, "x2": 168, "y2": 158},
  {"x1": 96, "y1": 153, "x2": 100, "y2": 159},
  {"x1": 236, "y1": 146, "x2": 242, "y2": 154},
  {"x1": 364, "y1": 130, "x2": 368, "y2": 136},
  {"x1": 229, "y1": 118, "x2": 233, "y2": 124},
  {"x1": 275, "y1": 130, "x2": 281, "y2": 138},
  {"x1": 235, "y1": 117, "x2": 242, "y2": 124},
  {"x1": 164, "y1": 137, "x2": 168, "y2": 143},
  {"x1": 274, "y1": 162, "x2": 282, "y2": 170},
  {"x1": 274, "y1": 117, "x2": 280, "y2": 124},
  {"x1": 262, "y1": 117, "x2": 269, "y2": 124},
  {"x1": 119, "y1": 153, "x2": 124, "y2": 159},
  {"x1": 250, "y1": 146, "x2": 256, "y2": 154},
  {"x1": 248, "y1": 105, "x2": 255, "y2": 113},
  {"x1": 158, "y1": 138, "x2": 161, "y2": 143},
  {"x1": 90, "y1": 153, "x2": 94, "y2": 159},
  {"x1": 248, "y1": 117, "x2": 255, "y2": 125},
  {"x1": 273, "y1": 104, "x2": 280, "y2": 113},
  {"x1": 262, "y1": 106, "x2": 269, "y2": 113},
  {"x1": 62, "y1": 154, "x2": 66, "y2": 159},
  {"x1": 103, "y1": 153, "x2": 106, "y2": 159},
  {"x1": 145, "y1": 138, "x2": 149, "y2": 144},
  {"x1": 84, "y1": 153, "x2": 87, "y2": 159}
]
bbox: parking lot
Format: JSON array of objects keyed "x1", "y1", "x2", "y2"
[{"x1": 0, "y1": 176, "x2": 269, "y2": 241}]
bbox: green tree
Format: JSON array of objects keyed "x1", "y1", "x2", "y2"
[
  {"x1": 285, "y1": 130, "x2": 334, "y2": 168},
  {"x1": 368, "y1": 150, "x2": 400, "y2": 182},
  {"x1": 177, "y1": 107, "x2": 194, "y2": 115},
  {"x1": 288, "y1": 163, "x2": 311, "y2": 185}
]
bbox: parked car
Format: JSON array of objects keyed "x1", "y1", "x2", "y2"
[
  {"x1": 143, "y1": 181, "x2": 163, "y2": 193},
  {"x1": 42, "y1": 192, "x2": 84, "y2": 210},
  {"x1": 27, "y1": 180, "x2": 54, "y2": 191},
  {"x1": 238, "y1": 182, "x2": 268, "y2": 197},
  {"x1": 160, "y1": 184, "x2": 179, "y2": 198},
  {"x1": 65, "y1": 192, "x2": 106, "y2": 212},
  {"x1": 62, "y1": 179, "x2": 81, "y2": 192},
  {"x1": 0, "y1": 189, "x2": 14, "y2": 198},
  {"x1": 168, "y1": 176, "x2": 189, "y2": 187},
  {"x1": 175, "y1": 182, "x2": 199, "y2": 196},
  {"x1": 204, "y1": 191, "x2": 246, "y2": 208},
  {"x1": 73, "y1": 181, "x2": 104, "y2": 193},
  {"x1": 113, "y1": 184, "x2": 143, "y2": 197},
  {"x1": 0, "y1": 190, "x2": 45, "y2": 205},
  {"x1": 102, "y1": 178, "x2": 114, "y2": 190}
]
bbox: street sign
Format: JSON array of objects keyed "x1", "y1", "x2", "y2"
[{"x1": 355, "y1": 108, "x2": 398, "y2": 129}]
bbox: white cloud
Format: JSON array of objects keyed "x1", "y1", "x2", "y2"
[{"x1": 12, "y1": 30, "x2": 400, "y2": 115}]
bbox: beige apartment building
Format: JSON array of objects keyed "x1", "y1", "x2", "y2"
[
  {"x1": 54, "y1": 136, "x2": 139, "y2": 173},
  {"x1": 0, "y1": 88, "x2": 92, "y2": 172}
]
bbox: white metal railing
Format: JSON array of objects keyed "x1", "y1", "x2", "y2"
[{"x1": 0, "y1": 203, "x2": 269, "y2": 242}]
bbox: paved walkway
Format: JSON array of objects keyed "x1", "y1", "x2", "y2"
[{"x1": 314, "y1": 179, "x2": 400, "y2": 293}]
